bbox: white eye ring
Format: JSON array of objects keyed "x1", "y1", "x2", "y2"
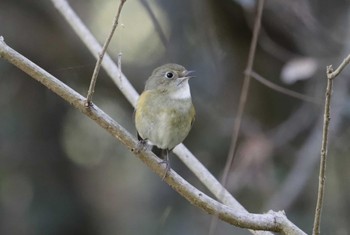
[{"x1": 165, "y1": 71, "x2": 174, "y2": 79}]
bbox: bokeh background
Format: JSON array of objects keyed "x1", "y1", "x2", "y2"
[{"x1": 1, "y1": 0, "x2": 350, "y2": 234}]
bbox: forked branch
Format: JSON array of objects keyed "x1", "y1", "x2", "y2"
[{"x1": 312, "y1": 54, "x2": 350, "y2": 235}]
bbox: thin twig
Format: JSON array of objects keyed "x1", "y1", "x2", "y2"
[
  {"x1": 312, "y1": 55, "x2": 350, "y2": 235},
  {"x1": 327, "y1": 54, "x2": 350, "y2": 79},
  {"x1": 222, "y1": 0, "x2": 265, "y2": 187},
  {"x1": 266, "y1": 56, "x2": 350, "y2": 211},
  {"x1": 86, "y1": 0, "x2": 127, "y2": 105},
  {"x1": 265, "y1": 66, "x2": 348, "y2": 211},
  {"x1": 51, "y1": 0, "x2": 139, "y2": 106},
  {"x1": 0, "y1": 37, "x2": 307, "y2": 235},
  {"x1": 209, "y1": 1, "x2": 265, "y2": 234},
  {"x1": 312, "y1": 74, "x2": 332, "y2": 235},
  {"x1": 248, "y1": 70, "x2": 320, "y2": 104}
]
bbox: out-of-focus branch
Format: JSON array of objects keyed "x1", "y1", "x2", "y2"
[
  {"x1": 86, "y1": 0, "x2": 127, "y2": 105},
  {"x1": 140, "y1": 0, "x2": 168, "y2": 48},
  {"x1": 0, "y1": 37, "x2": 307, "y2": 235},
  {"x1": 248, "y1": 71, "x2": 319, "y2": 104},
  {"x1": 208, "y1": 1, "x2": 265, "y2": 234},
  {"x1": 268, "y1": 102, "x2": 318, "y2": 148},
  {"x1": 223, "y1": 0, "x2": 265, "y2": 195},
  {"x1": 312, "y1": 54, "x2": 350, "y2": 235}
]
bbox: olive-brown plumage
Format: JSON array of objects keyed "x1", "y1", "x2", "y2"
[{"x1": 135, "y1": 63, "x2": 195, "y2": 177}]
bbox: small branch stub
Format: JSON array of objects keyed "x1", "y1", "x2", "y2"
[
  {"x1": 326, "y1": 65, "x2": 334, "y2": 79},
  {"x1": 326, "y1": 54, "x2": 350, "y2": 79}
]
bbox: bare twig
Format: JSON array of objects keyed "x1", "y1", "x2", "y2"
[
  {"x1": 51, "y1": 0, "x2": 139, "y2": 106},
  {"x1": 312, "y1": 77, "x2": 332, "y2": 235},
  {"x1": 312, "y1": 54, "x2": 350, "y2": 235},
  {"x1": 86, "y1": 0, "x2": 127, "y2": 105},
  {"x1": 266, "y1": 65, "x2": 348, "y2": 211},
  {"x1": 223, "y1": 0, "x2": 265, "y2": 187},
  {"x1": 0, "y1": 37, "x2": 307, "y2": 235},
  {"x1": 209, "y1": 1, "x2": 265, "y2": 234},
  {"x1": 326, "y1": 54, "x2": 350, "y2": 79},
  {"x1": 248, "y1": 70, "x2": 319, "y2": 104}
]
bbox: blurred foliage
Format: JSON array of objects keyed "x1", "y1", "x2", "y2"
[{"x1": 1, "y1": 0, "x2": 350, "y2": 234}]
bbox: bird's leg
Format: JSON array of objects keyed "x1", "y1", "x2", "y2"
[
  {"x1": 134, "y1": 133, "x2": 148, "y2": 153},
  {"x1": 159, "y1": 149, "x2": 170, "y2": 180}
]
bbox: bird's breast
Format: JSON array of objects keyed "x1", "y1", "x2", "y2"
[{"x1": 135, "y1": 90, "x2": 194, "y2": 150}]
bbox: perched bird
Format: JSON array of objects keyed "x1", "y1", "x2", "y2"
[{"x1": 135, "y1": 63, "x2": 195, "y2": 178}]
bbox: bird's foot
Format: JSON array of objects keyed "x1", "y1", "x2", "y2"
[
  {"x1": 159, "y1": 159, "x2": 170, "y2": 180},
  {"x1": 133, "y1": 139, "x2": 148, "y2": 154},
  {"x1": 159, "y1": 149, "x2": 170, "y2": 180}
]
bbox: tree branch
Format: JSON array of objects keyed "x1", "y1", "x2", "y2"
[
  {"x1": 51, "y1": 0, "x2": 139, "y2": 106},
  {"x1": 247, "y1": 70, "x2": 319, "y2": 104},
  {"x1": 0, "y1": 36, "x2": 306, "y2": 235},
  {"x1": 46, "y1": 1, "x2": 309, "y2": 234},
  {"x1": 209, "y1": 1, "x2": 264, "y2": 232},
  {"x1": 86, "y1": 0, "x2": 126, "y2": 105},
  {"x1": 223, "y1": 0, "x2": 265, "y2": 187},
  {"x1": 326, "y1": 54, "x2": 350, "y2": 79},
  {"x1": 50, "y1": 0, "x2": 255, "y2": 223},
  {"x1": 312, "y1": 54, "x2": 350, "y2": 235}
]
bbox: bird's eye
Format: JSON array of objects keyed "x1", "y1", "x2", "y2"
[{"x1": 165, "y1": 71, "x2": 174, "y2": 79}]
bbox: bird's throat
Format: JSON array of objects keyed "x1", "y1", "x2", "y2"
[{"x1": 169, "y1": 81, "x2": 191, "y2": 99}]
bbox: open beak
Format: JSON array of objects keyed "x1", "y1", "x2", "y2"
[
  {"x1": 183, "y1": 70, "x2": 195, "y2": 79},
  {"x1": 177, "y1": 70, "x2": 195, "y2": 86}
]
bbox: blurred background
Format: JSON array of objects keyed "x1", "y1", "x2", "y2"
[{"x1": 1, "y1": 0, "x2": 350, "y2": 234}]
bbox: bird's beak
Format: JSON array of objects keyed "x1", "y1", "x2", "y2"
[
  {"x1": 177, "y1": 70, "x2": 195, "y2": 86},
  {"x1": 183, "y1": 70, "x2": 195, "y2": 79}
]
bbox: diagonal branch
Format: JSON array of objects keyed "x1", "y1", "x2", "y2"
[
  {"x1": 50, "y1": 0, "x2": 251, "y2": 222},
  {"x1": 51, "y1": 0, "x2": 139, "y2": 106},
  {"x1": 140, "y1": 0, "x2": 168, "y2": 48},
  {"x1": 0, "y1": 36, "x2": 306, "y2": 235},
  {"x1": 86, "y1": 0, "x2": 127, "y2": 105},
  {"x1": 49, "y1": 1, "x2": 306, "y2": 235},
  {"x1": 248, "y1": 70, "x2": 319, "y2": 104}
]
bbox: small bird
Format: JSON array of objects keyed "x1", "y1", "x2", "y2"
[{"x1": 135, "y1": 63, "x2": 195, "y2": 178}]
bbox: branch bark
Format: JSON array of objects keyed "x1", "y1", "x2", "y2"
[
  {"x1": 312, "y1": 54, "x2": 350, "y2": 235},
  {"x1": 0, "y1": 36, "x2": 306, "y2": 235}
]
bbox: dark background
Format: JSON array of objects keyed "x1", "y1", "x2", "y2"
[{"x1": 1, "y1": 0, "x2": 350, "y2": 234}]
